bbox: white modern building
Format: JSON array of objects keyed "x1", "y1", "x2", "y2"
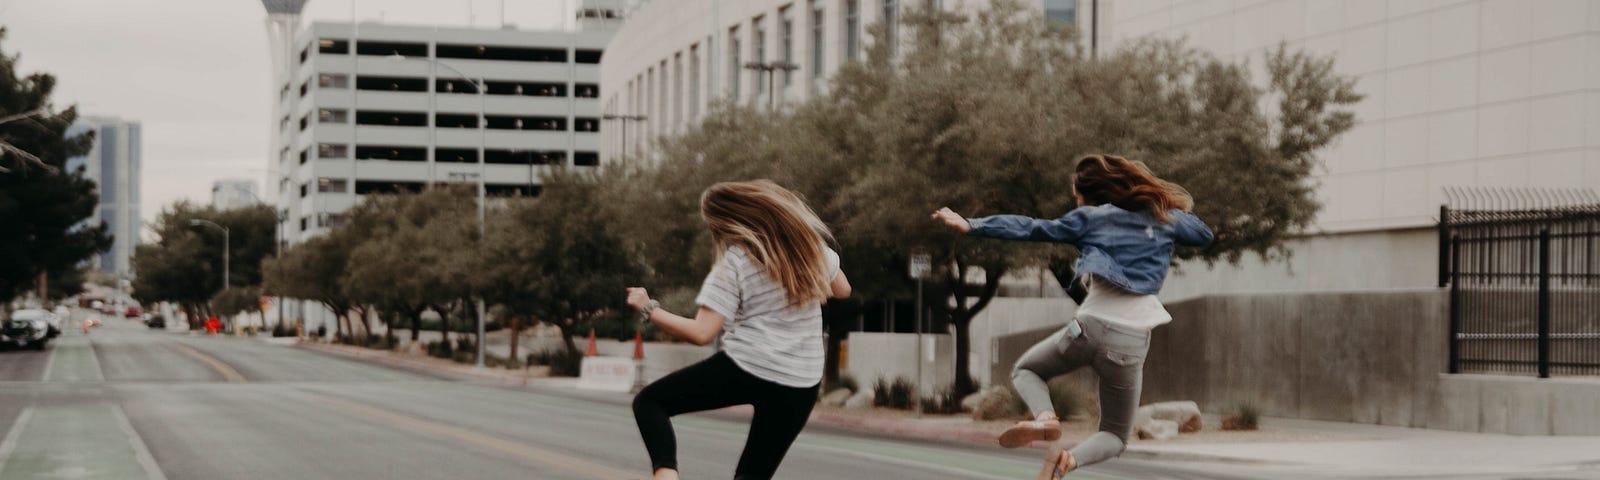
[
  {"x1": 262, "y1": 2, "x2": 621, "y2": 243},
  {"x1": 211, "y1": 179, "x2": 261, "y2": 211},
  {"x1": 598, "y1": 0, "x2": 1089, "y2": 163},
  {"x1": 601, "y1": 0, "x2": 1600, "y2": 296},
  {"x1": 65, "y1": 115, "x2": 142, "y2": 278}
]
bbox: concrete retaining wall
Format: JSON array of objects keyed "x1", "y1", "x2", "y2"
[
  {"x1": 993, "y1": 289, "x2": 1600, "y2": 435},
  {"x1": 844, "y1": 332, "x2": 955, "y2": 396}
]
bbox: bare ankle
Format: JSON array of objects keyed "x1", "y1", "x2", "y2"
[{"x1": 653, "y1": 467, "x2": 680, "y2": 480}]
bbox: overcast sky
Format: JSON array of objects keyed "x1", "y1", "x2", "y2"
[{"x1": 1, "y1": 0, "x2": 570, "y2": 231}]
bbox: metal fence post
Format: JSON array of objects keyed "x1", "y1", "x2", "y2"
[
  {"x1": 1449, "y1": 235, "x2": 1462, "y2": 374},
  {"x1": 1537, "y1": 228, "x2": 1551, "y2": 379},
  {"x1": 1439, "y1": 205, "x2": 1450, "y2": 288}
]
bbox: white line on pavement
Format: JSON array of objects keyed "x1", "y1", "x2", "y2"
[
  {"x1": 111, "y1": 404, "x2": 169, "y2": 480},
  {"x1": 0, "y1": 408, "x2": 34, "y2": 477}
]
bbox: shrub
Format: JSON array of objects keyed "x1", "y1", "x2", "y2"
[
  {"x1": 838, "y1": 373, "x2": 860, "y2": 394},
  {"x1": 452, "y1": 350, "x2": 475, "y2": 364},
  {"x1": 503, "y1": 357, "x2": 524, "y2": 370},
  {"x1": 919, "y1": 387, "x2": 966, "y2": 415},
  {"x1": 872, "y1": 377, "x2": 915, "y2": 410},
  {"x1": 973, "y1": 387, "x2": 1030, "y2": 421},
  {"x1": 527, "y1": 348, "x2": 582, "y2": 377},
  {"x1": 1223, "y1": 403, "x2": 1260, "y2": 431},
  {"x1": 426, "y1": 340, "x2": 453, "y2": 359}
]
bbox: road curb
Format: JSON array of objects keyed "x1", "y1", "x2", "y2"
[{"x1": 297, "y1": 342, "x2": 530, "y2": 386}]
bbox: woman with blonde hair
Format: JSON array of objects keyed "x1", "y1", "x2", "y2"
[
  {"x1": 933, "y1": 154, "x2": 1214, "y2": 479},
  {"x1": 627, "y1": 179, "x2": 851, "y2": 480}
]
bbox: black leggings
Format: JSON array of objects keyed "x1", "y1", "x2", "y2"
[{"x1": 632, "y1": 352, "x2": 819, "y2": 480}]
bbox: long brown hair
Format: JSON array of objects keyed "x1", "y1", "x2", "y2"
[
  {"x1": 701, "y1": 180, "x2": 834, "y2": 306},
  {"x1": 1073, "y1": 154, "x2": 1194, "y2": 223}
]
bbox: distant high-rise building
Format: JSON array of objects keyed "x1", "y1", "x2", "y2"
[
  {"x1": 212, "y1": 179, "x2": 260, "y2": 210},
  {"x1": 65, "y1": 116, "x2": 142, "y2": 278}
]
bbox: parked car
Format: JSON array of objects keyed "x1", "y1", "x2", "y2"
[
  {"x1": 144, "y1": 314, "x2": 165, "y2": 330},
  {"x1": 2, "y1": 309, "x2": 54, "y2": 349},
  {"x1": 124, "y1": 306, "x2": 141, "y2": 318}
]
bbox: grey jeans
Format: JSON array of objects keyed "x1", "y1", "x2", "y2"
[{"x1": 1011, "y1": 315, "x2": 1150, "y2": 469}]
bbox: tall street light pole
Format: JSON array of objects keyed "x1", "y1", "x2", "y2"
[
  {"x1": 743, "y1": 61, "x2": 800, "y2": 110},
  {"x1": 394, "y1": 53, "x2": 489, "y2": 369},
  {"x1": 601, "y1": 113, "x2": 647, "y2": 162},
  {"x1": 189, "y1": 219, "x2": 230, "y2": 293}
]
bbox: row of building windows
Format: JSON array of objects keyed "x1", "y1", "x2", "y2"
[
  {"x1": 302, "y1": 143, "x2": 598, "y2": 166},
  {"x1": 300, "y1": 108, "x2": 598, "y2": 132},
  {"x1": 297, "y1": 179, "x2": 547, "y2": 200},
  {"x1": 296, "y1": 74, "x2": 598, "y2": 99},
  {"x1": 303, "y1": 39, "x2": 602, "y2": 65}
]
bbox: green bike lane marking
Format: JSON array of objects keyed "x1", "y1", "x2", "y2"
[
  {"x1": 0, "y1": 404, "x2": 166, "y2": 480},
  {"x1": 43, "y1": 334, "x2": 104, "y2": 383}
]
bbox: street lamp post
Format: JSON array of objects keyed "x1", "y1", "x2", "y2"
[
  {"x1": 189, "y1": 219, "x2": 230, "y2": 292},
  {"x1": 392, "y1": 54, "x2": 489, "y2": 369},
  {"x1": 601, "y1": 113, "x2": 647, "y2": 162},
  {"x1": 742, "y1": 61, "x2": 800, "y2": 110}
]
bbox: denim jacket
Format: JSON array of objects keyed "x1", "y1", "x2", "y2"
[{"x1": 966, "y1": 204, "x2": 1214, "y2": 295}]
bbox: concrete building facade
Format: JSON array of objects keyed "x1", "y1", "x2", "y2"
[
  {"x1": 266, "y1": 14, "x2": 618, "y2": 242},
  {"x1": 65, "y1": 116, "x2": 142, "y2": 278}
]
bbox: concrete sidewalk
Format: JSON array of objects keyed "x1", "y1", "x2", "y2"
[{"x1": 281, "y1": 340, "x2": 1600, "y2": 478}]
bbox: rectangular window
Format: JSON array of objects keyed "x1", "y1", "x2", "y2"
[
  {"x1": 484, "y1": 81, "x2": 565, "y2": 97},
  {"x1": 356, "y1": 76, "x2": 428, "y2": 92},
  {"x1": 573, "y1": 152, "x2": 600, "y2": 166},
  {"x1": 356, "y1": 111, "x2": 428, "y2": 127},
  {"x1": 317, "y1": 178, "x2": 349, "y2": 193},
  {"x1": 673, "y1": 53, "x2": 682, "y2": 128},
  {"x1": 486, "y1": 150, "x2": 564, "y2": 165},
  {"x1": 355, "y1": 181, "x2": 425, "y2": 194},
  {"x1": 318, "y1": 74, "x2": 349, "y2": 88},
  {"x1": 575, "y1": 117, "x2": 600, "y2": 132},
  {"x1": 574, "y1": 83, "x2": 599, "y2": 98},
  {"x1": 298, "y1": 115, "x2": 308, "y2": 131},
  {"x1": 883, "y1": 0, "x2": 898, "y2": 56},
  {"x1": 486, "y1": 184, "x2": 542, "y2": 197},
  {"x1": 356, "y1": 41, "x2": 427, "y2": 57},
  {"x1": 1043, "y1": 0, "x2": 1077, "y2": 25},
  {"x1": 689, "y1": 45, "x2": 701, "y2": 122},
  {"x1": 434, "y1": 148, "x2": 478, "y2": 163},
  {"x1": 485, "y1": 115, "x2": 565, "y2": 131},
  {"x1": 811, "y1": 3, "x2": 825, "y2": 79},
  {"x1": 658, "y1": 60, "x2": 667, "y2": 132},
  {"x1": 354, "y1": 146, "x2": 426, "y2": 161},
  {"x1": 574, "y1": 49, "x2": 603, "y2": 64},
  {"x1": 845, "y1": 0, "x2": 860, "y2": 61},
  {"x1": 435, "y1": 113, "x2": 478, "y2": 129},
  {"x1": 300, "y1": 217, "x2": 307, "y2": 230},
  {"x1": 299, "y1": 183, "x2": 308, "y2": 198},
  {"x1": 781, "y1": 7, "x2": 795, "y2": 87},
  {"x1": 317, "y1": 143, "x2": 348, "y2": 159},
  {"x1": 317, "y1": 108, "x2": 348, "y2": 124},
  {"x1": 318, "y1": 39, "x2": 349, "y2": 54},
  {"x1": 729, "y1": 28, "x2": 742, "y2": 99},
  {"x1": 434, "y1": 79, "x2": 480, "y2": 95},
  {"x1": 437, "y1": 44, "x2": 566, "y2": 62},
  {"x1": 298, "y1": 148, "x2": 308, "y2": 164},
  {"x1": 299, "y1": 46, "x2": 309, "y2": 64},
  {"x1": 753, "y1": 17, "x2": 766, "y2": 99},
  {"x1": 299, "y1": 82, "x2": 308, "y2": 97}
]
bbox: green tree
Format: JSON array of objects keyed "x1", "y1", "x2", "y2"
[
  {"x1": 636, "y1": 1, "x2": 1360, "y2": 397},
  {"x1": 0, "y1": 27, "x2": 110, "y2": 306},
  {"x1": 341, "y1": 186, "x2": 477, "y2": 345},
  {"x1": 264, "y1": 233, "x2": 357, "y2": 339},
  {"x1": 132, "y1": 202, "x2": 276, "y2": 328},
  {"x1": 481, "y1": 168, "x2": 642, "y2": 358}
]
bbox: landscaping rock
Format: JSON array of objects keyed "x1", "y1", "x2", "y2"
[
  {"x1": 1135, "y1": 401, "x2": 1203, "y2": 433},
  {"x1": 844, "y1": 388, "x2": 875, "y2": 410},
  {"x1": 1136, "y1": 418, "x2": 1179, "y2": 441},
  {"x1": 960, "y1": 387, "x2": 998, "y2": 412},
  {"x1": 821, "y1": 388, "x2": 854, "y2": 408}
]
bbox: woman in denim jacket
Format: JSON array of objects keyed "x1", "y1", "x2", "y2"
[{"x1": 933, "y1": 154, "x2": 1214, "y2": 479}]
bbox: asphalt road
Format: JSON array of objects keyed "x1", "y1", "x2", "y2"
[{"x1": 0, "y1": 315, "x2": 1317, "y2": 480}]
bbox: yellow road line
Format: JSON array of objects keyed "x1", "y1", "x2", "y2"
[
  {"x1": 167, "y1": 341, "x2": 247, "y2": 383},
  {"x1": 317, "y1": 396, "x2": 638, "y2": 480}
]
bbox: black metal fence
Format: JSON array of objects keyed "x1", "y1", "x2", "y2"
[{"x1": 1438, "y1": 188, "x2": 1600, "y2": 377}]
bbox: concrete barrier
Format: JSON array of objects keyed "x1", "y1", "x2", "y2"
[{"x1": 578, "y1": 356, "x2": 639, "y2": 392}]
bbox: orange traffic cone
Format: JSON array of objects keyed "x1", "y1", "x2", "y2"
[
  {"x1": 585, "y1": 329, "x2": 598, "y2": 356},
  {"x1": 633, "y1": 331, "x2": 645, "y2": 360}
]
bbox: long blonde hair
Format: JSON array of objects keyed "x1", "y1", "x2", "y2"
[
  {"x1": 1073, "y1": 154, "x2": 1194, "y2": 223},
  {"x1": 700, "y1": 180, "x2": 834, "y2": 306}
]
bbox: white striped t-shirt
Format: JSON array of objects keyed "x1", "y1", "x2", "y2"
[{"x1": 696, "y1": 245, "x2": 840, "y2": 388}]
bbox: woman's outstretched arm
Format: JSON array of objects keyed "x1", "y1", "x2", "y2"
[
  {"x1": 933, "y1": 206, "x2": 1091, "y2": 243},
  {"x1": 627, "y1": 288, "x2": 725, "y2": 346}
]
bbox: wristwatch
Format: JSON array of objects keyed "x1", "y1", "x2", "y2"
[{"x1": 639, "y1": 300, "x2": 659, "y2": 324}]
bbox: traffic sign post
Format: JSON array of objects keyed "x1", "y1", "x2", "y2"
[{"x1": 909, "y1": 252, "x2": 931, "y2": 418}]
